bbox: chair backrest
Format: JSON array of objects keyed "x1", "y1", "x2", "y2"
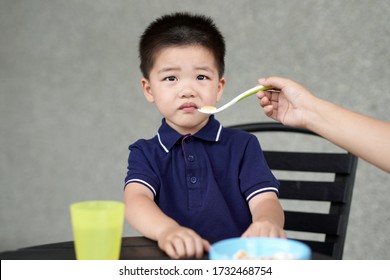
[{"x1": 228, "y1": 122, "x2": 359, "y2": 259}]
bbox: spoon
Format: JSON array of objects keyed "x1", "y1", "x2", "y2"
[{"x1": 198, "y1": 85, "x2": 273, "y2": 114}]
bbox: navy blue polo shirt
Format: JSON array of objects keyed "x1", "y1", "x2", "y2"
[{"x1": 124, "y1": 116, "x2": 279, "y2": 241}]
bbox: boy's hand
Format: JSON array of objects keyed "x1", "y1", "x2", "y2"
[
  {"x1": 157, "y1": 226, "x2": 211, "y2": 259},
  {"x1": 241, "y1": 220, "x2": 286, "y2": 239}
]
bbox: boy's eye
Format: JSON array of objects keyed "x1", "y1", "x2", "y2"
[
  {"x1": 197, "y1": 75, "x2": 208, "y2": 80},
  {"x1": 164, "y1": 76, "x2": 177, "y2": 81}
]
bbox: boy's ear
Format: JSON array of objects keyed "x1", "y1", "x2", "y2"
[
  {"x1": 141, "y1": 78, "x2": 155, "y2": 103},
  {"x1": 216, "y1": 77, "x2": 226, "y2": 102}
]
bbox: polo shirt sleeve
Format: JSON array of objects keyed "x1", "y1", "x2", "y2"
[
  {"x1": 239, "y1": 134, "x2": 279, "y2": 201},
  {"x1": 124, "y1": 140, "x2": 159, "y2": 197}
]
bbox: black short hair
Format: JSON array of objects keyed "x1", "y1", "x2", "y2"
[{"x1": 139, "y1": 12, "x2": 225, "y2": 79}]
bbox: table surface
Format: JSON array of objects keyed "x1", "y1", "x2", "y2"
[{"x1": 0, "y1": 236, "x2": 331, "y2": 260}]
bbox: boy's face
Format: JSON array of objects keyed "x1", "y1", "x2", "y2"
[{"x1": 141, "y1": 45, "x2": 225, "y2": 135}]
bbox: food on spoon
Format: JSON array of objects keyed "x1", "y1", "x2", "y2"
[{"x1": 199, "y1": 105, "x2": 217, "y2": 112}]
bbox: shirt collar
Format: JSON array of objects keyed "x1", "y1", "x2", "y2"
[{"x1": 157, "y1": 115, "x2": 223, "y2": 153}]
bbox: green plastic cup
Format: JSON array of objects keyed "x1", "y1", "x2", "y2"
[{"x1": 70, "y1": 200, "x2": 124, "y2": 260}]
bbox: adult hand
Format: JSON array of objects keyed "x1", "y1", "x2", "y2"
[{"x1": 257, "y1": 76, "x2": 316, "y2": 128}]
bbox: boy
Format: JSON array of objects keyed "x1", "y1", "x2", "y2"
[{"x1": 124, "y1": 12, "x2": 285, "y2": 259}]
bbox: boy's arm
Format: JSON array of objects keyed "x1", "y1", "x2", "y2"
[
  {"x1": 124, "y1": 183, "x2": 210, "y2": 259},
  {"x1": 241, "y1": 192, "x2": 286, "y2": 238}
]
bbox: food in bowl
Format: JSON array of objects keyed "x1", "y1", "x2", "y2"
[{"x1": 234, "y1": 249, "x2": 297, "y2": 260}]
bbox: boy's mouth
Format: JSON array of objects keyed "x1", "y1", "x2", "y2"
[{"x1": 179, "y1": 102, "x2": 198, "y2": 112}]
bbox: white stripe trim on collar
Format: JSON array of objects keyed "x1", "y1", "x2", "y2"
[
  {"x1": 246, "y1": 187, "x2": 279, "y2": 201},
  {"x1": 215, "y1": 124, "x2": 223, "y2": 141},
  {"x1": 157, "y1": 132, "x2": 169, "y2": 153}
]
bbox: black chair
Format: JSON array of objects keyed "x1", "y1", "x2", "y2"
[{"x1": 228, "y1": 122, "x2": 358, "y2": 259}]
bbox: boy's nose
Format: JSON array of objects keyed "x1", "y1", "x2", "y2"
[{"x1": 179, "y1": 88, "x2": 196, "y2": 98}]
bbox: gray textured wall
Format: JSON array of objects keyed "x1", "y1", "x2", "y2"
[{"x1": 1, "y1": 0, "x2": 389, "y2": 259}]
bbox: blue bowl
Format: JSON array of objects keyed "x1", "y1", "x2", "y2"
[{"x1": 209, "y1": 237, "x2": 311, "y2": 260}]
